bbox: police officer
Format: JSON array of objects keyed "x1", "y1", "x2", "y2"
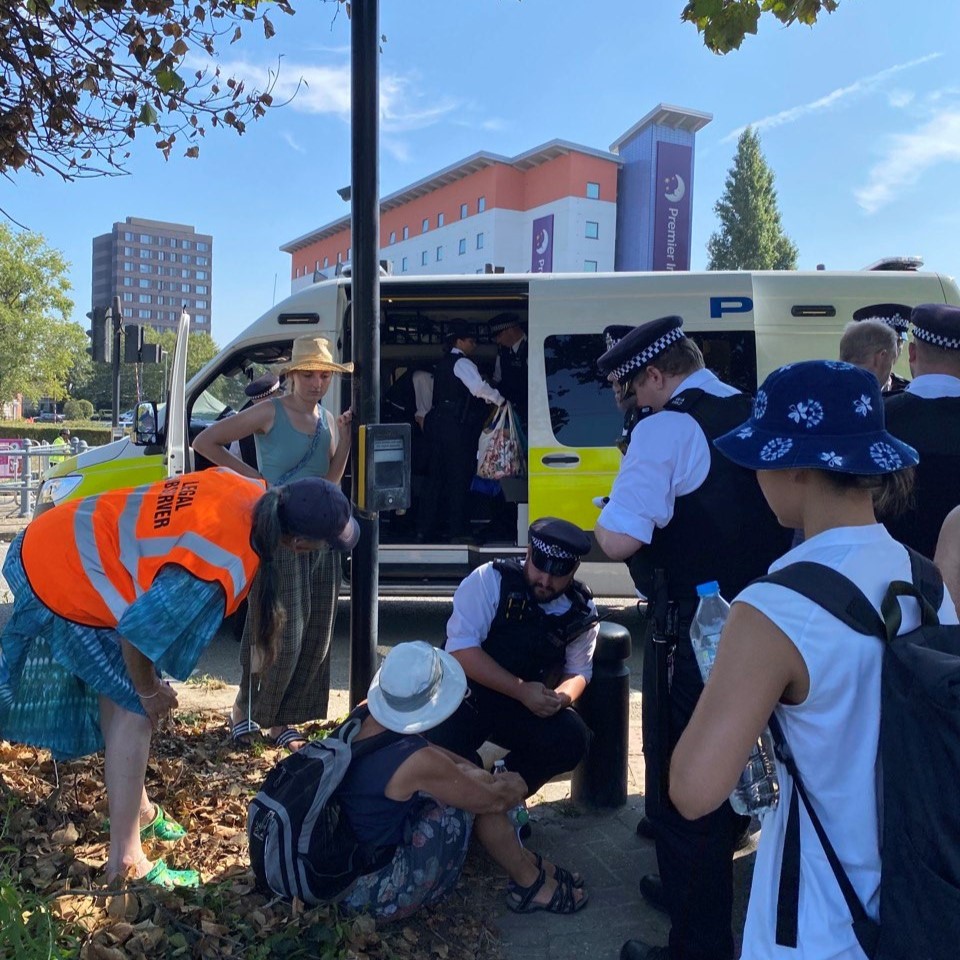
[
  {"x1": 417, "y1": 320, "x2": 504, "y2": 543},
  {"x1": 491, "y1": 313, "x2": 528, "y2": 430},
  {"x1": 852, "y1": 302, "x2": 912, "y2": 394},
  {"x1": 594, "y1": 316, "x2": 791, "y2": 960},
  {"x1": 426, "y1": 517, "x2": 599, "y2": 797},
  {"x1": 883, "y1": 303, "x2": 960, "y2": 559},
  {"x1": 603, "y1": 324, "x2": 645, "y2": 454}
]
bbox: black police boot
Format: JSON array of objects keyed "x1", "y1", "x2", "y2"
[
  {"x1": 638, "y1": 873, "x2": 668, "y2": 914},
  {"x1": 620, "y1": 939, "x2": 670, "y2": 960},
  {"x1": 635, "y1": 815, "x2": 656, "y2": 840}
]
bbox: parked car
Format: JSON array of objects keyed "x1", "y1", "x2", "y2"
[{"x1": 36, "y1": 411, "x2": 65, "y2": 423}]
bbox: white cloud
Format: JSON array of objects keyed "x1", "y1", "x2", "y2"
[
  {"x1": 193, "y1": 56, "x2": 458, "y2": 133},
  {"x1": 855, "y1": 107, "x2": 960, "y2": 213},
  {"x1": 281, "y1": 131, "x2": 305, "y2": 153},
  {"x1": 887, "y1": 89, "x2": 915, "y2": 109},
  {"x1": 722, "y1": 52, "x2": 942, "y2": 143}
]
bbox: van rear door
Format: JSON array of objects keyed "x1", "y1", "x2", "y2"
[{"x1": 165, "y1": 309, "x2": 192, "y2": 478}]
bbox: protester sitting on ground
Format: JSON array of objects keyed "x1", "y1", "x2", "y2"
[
  {"x1": 838, "y1": 319, "x2": 898, "y2": 388},
  {"x1": 335, "y1": 641, "x2": 588, "y2": 919},
  {"x1": 0, "y1": 468, "x2": 359, "y2": 889},
  {"x1": 935, "y1": 504, "x2": 960, "y2": 620},
  {"x1": 426, "y1": 518, "x2": 599, "y2": 799},
  {"x1": 668, "y1": 361, "x2": 957, "y2": 959}
]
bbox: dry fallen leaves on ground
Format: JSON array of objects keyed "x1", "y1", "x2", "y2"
[{"x1": 0, "y1": 710, "x2": 506, "y2": 960}]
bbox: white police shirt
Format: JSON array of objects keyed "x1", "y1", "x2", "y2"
[
  {"x1": 736, "y1": 524, "x2": 958, "y2": 960},
  {"x1": 445, "y1": 562, "x2": 599, "y2": 681},
  {"x1": 598, "y1": 368, "x2": 740, "y2": 545},
  {"x1": 449, "y1": 348, "x2": 505, "y2": 406},
  {"x1": 904, "y1": 373, "x2": 960, "y2": 399}
]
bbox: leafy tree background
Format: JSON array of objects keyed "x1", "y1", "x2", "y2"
[
  {"x1": 0, "y1": 225, "x2": 90, "y2": 403},
  {"x1": 707, "y1": 128, "x2": 799, "y2": 271}
]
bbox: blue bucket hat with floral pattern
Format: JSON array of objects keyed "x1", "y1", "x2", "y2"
[{"x1": 714, "y1": 360, "x2": 919, "y2": 475}]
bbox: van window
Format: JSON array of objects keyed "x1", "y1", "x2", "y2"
[{"x1": 544, "y1": 330, "x2": 758, "y2": 447}]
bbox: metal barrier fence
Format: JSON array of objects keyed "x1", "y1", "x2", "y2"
[{"x1": 0, "y1": 439, "x2": 91, "y2": 517}]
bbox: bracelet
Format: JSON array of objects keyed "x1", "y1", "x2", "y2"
[{"x1": 137, "y1": 686, "x2": 162, "y2": 700}]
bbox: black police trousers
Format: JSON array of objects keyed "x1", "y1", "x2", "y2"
[
  {"x1": 417, "y1": 410, "x2": 478, "y2": 539},
  {"x1": 425, "y1": 682, "x2": 591, "y2": 795},
  {"x1": 650, "y1": 634, "x2": 750, "y2": 960}
]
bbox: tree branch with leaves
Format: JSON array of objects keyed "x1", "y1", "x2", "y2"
[{"x1": 0, "y1": 0, "x2": 306, "y2": 180}]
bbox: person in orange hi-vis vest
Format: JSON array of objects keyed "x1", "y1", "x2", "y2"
[{"x1": 0, "y1": 467, "x2": 358, "y2": 889}]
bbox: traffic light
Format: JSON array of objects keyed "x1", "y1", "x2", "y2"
[
  {"x1": 124, "y1": 323, "x2": 144, "y2": 363},
  {"x1": 85, "y1": 306, "x2": 111, "y2": 363}
]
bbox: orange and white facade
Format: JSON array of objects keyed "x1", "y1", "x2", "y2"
[{"x1": 281, "y1": 104, "x2": 712, "y2": 292}]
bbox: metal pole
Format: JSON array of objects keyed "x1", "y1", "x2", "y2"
[
  {"x1": 111, "y1": 295, "x2": 123, "y2": 429},
  {"x1": 348, "y1": 0, "x2": 381, "y2": 708}
]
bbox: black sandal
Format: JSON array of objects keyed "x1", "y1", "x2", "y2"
[
  {"x1": 533, "y1": 853, "x2": 585, "y2": 889},
  {"x1": 505, "y1": 866, "x2": 589, "y2": 915}
]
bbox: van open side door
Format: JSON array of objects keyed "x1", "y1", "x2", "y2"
[{"x1": 164, "y1": 309, "x2": 192, "y2": 478}]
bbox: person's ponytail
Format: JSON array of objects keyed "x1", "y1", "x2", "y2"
[{"x1": 248, "y1": 489, "x2": 287, "y2": 672}]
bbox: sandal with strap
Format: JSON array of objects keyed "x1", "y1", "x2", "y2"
[
  {"x1": 141, "y1": 859, "x2": 200, "y2": 889},
  {"x1": 506, "y1": 865, "x2": 589, "y2": 915},
  {"x1": 102, "y1": 804, "x2": 187, "y2": 843},
  {"x1": 229, "y1": 717, "x2": 262, "y2": 746},
  {"x1": 533, "y1": 853, "x2": 585, "y2": 889},
  {"x1": 269, "y1": 727, "x2": 308, "y2": 752},
  {"x1": 140, "y1": 804, "x2": 187, "y2": 842}
]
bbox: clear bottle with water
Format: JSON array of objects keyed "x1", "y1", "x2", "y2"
[
  {"x1": 493, "y1": 759, "x2": 529, "y2": 831},
  {"x1": 690, "y1": 581, "x2": 779, "y2": 818}
]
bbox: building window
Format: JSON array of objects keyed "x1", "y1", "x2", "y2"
[
  {"x1": 196, "y1": 270, "x2": 208, "y2": 280},
  {"x1": 315, "y1": 259, "x2": 320, "y2": 271},
  {"x1": 182, "y1": 240, "x2": 193, "y2": 250},
  {"x1": 122, "y1": 277, "x2": 133, "y2": 286},
  {"x1": 182, "y1": 283, "x2": 191, "y2": 293},
  {"x1": 460, "y1": 203, "x2": 468, "y2": 219},
  {"x1": 337, "y1": 252, "x2": 342, "y2": 264},
  {"x1": 197, "y1": 242, "x2": 209, "y2": 252},
  {"x1": 476, "y1": 232, "x2": 484, "y2": 250},
  {"x1": 169, "y1": 253, "x2": 178, "y2": 263},
  {"x1": 139, "y1": 234, "x2": 151, "y2": 244},
  {"x1": 402, "y1": 256, "x2": 409, "y2": 272},
  {"x1": 422, "y1": 218, "x2": 429, "y2": 234},
  {"x1": 478, "y1": 196, "x2": 486, "y2": 213},
  {"x1": 347, "y1": 247, "x2": 351, "y2": 261},
  {"x1": 123, "y1": 231, "x2": 134, "y2": 241},
  {"x1": 138, "y1": 294, "x2": 151, "y2": 303},
  {"x1": 137, "y1": 309, "x2": 151, "y2": 319},
  {"x1": 458, "y1": 238, "x2": 466, "y2": 255},
  {"x1": 139, "y1": 263, "x2": 151, "y2": 273},
  {"x1": 585, "y1": 221, "x2": 599, "y2": 240},
  {"x1": 196, "y1": 285, "x2": 208, "y2": 295},
  {"x1": 584, "y1": 260, "x2": 598, "y2": 272},
  {"x1": 122, "y1": 261, "x2": 133, "y2": 271},
  {"x1": 389, "y1": 231, "x2": 396, "y2": 245},
  {"x1": 421, "y1": 250, "x2": 428, "y2": 266},
  {"x1": 138, "y1": 279, "x2": 151, "y2": 288},
  {"x1": 196, "y1": 256, "x2": 208, "y2": 266},
  {"x1": 437, "y1": 213, "x2": 444, "y2": 228},
  {"x1": 322, "y1": 258, "x2": 328, "y2": 269},
  {"x1": 403, "y1": 226, "x2": 409, "y2": 240},
  {"x1": 122, "y1": 292, "x2": 133, "y2": 302},
  {"x1": 586, "y1": 181, "x2": 600, "y2": 199},
  {"x1": 181, "y1": 254, "x2": 192, "y2": 265},
  {"x1": 436, "y1": 246, "x2": 443, "y2": 262},
  {"x1": 122, "y1": 246, "x2": 133, "y2": 256}
]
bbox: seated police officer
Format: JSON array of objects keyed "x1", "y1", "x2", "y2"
[{"x1": 426, "y1": 518, "x2": 600, "y2": 797}]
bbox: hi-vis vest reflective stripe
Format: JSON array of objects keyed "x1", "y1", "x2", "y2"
[{"x1": 21, "y1": 468, "x2": 267, "y2": 628}]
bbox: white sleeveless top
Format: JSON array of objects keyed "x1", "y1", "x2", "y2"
[{"x1": 735, "y1": 524, "x2": 958, "y2": 960}]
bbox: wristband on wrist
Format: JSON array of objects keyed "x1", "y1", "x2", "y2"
[{"x1": 137, "y1": 685, "x2": 162, "y2": 700}]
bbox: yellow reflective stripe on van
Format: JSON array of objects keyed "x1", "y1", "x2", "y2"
[{"x1": 528, "y1": 445, "x2": 621, "y2": 532}]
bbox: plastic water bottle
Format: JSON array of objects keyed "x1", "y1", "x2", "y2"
[
  {"x1": 690, "y1": 580, "x2": 729, "y2": 683},
  {"x1": 493, "y1": 760, "x2": 529, "y2": 831},
  {"x1": 689, "y1": 581, "x2": 779, "y2": 817}
]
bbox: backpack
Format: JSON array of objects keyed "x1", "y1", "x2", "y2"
[
  {"x1": 247, "y1": 706, "x2": 401, "y2": 905},
  {"x1": 755, "y1": 549, "x2": 960, "y2": 960}
]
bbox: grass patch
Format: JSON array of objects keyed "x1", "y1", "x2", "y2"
[{"x1": 184, "y1": 673, "x2": 228, "y2": 690}]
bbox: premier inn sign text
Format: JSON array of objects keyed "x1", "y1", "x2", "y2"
[{"x1": 653, "y1": 141, "x2": 693, "y2": 272}]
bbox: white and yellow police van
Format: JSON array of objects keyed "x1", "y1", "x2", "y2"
[{"x1": 36, "y1": 268, "x2": 960, "y2": 594}]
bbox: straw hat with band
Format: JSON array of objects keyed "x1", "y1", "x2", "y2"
[
  {"x1": 713, "y1": 360, "x2": 918, "y2": 475},
  {"x1": 367, "y1": 641, "x2": 467, "y2": 734},
  {"x1": 280, "y1": 335, "x2": 354, "y2": 375}
]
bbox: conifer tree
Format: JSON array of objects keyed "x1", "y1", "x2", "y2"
[{"x1": 707, "y1": 128, "x2": 799, "y2": 271}]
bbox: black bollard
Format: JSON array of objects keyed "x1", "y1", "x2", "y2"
[{"x1": 571, "y1": 621, "x2": 632, "y2": 808}]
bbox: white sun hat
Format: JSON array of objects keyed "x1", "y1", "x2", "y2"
[{"x1": 367, "y1": 641, "x2": 467, "y2": 734}]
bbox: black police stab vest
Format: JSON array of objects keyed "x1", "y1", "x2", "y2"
[
  {"x1": 627, "y1": 388, "x2": 793, "y2": 605},
  {"x1": 497, "y1": 340, "x2": 528, "y2": 418},
  {"x1": 482, "y1": 559, "x2": 595, "y2": 684},
  {"x1": 883, "y1": 391, "x2": 960, "y2": 559},
  {"x1": 432, "y1": 352, "x2": 474, "y2": 423}
]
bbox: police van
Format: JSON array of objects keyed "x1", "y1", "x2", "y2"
[{"x1": 36, "y1": 268, "x2": 960, "y2": 594}]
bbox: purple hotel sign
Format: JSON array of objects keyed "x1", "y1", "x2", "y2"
[
  {"x1": 530, "y1": 214, "x2": 554, "y2": 273},
  {"x1": 652, "y1": 141, "x2": 693, "y2": 272}
]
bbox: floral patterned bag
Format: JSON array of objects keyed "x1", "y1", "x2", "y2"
[{"x1": 476, "y1": 402, "x2": 524, "y2": 480}]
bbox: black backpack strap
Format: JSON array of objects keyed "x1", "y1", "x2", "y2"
[{"x1": 754, "y1": 562, "x2": 883, "y2": 958}]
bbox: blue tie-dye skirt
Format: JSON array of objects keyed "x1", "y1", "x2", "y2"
[{"x1": 0, "y1": 532, "x2": 225, "y2": 760}]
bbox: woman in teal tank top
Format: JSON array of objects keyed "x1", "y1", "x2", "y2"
[{"x1": 193, "y1": 335, "x2": 354, "y2": 749}]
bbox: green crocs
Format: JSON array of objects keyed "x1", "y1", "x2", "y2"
[
  {"x1": 141, "y1": 858, "x2": 200, "y2": 889},
  {"x1": 103, "y1": 804, "x2": 188, "y2": 843},
  {"x1": 140, "y1": 805, "x2": 187, "y2": 842}
]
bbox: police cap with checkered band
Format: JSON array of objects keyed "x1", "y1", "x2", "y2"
[
  {"x1": 910, "y1": 303, "x2": 960, "y2": 351},
  {"x1": 597, "y1": 315, "x2": 685, "y2": 384},
  {"x1": 528, "y1": 517, "x2": 591, "y2": 576},
  {"x1": 852, "y1": 303, "x2": 912, "y2": 338}
]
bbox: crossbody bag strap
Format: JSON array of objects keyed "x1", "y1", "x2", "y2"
[{"x1": 275, "y1": 406, "x2": 328, "y2": 486}]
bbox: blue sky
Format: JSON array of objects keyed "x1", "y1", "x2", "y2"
[{"x1": 5, "y1": 0, "x2": 960, "y2": 346}]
